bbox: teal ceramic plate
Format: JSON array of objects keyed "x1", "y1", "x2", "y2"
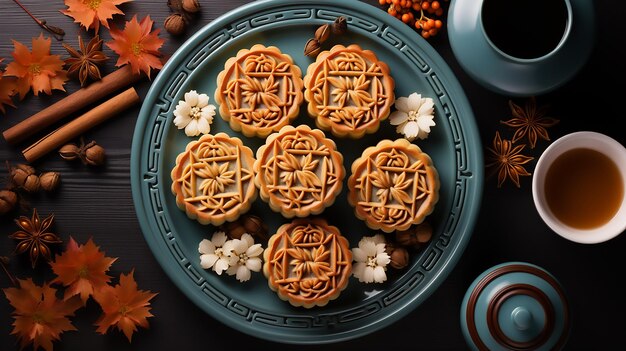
[{"x1": 131, "y1": 0, "x2": 482, "y2": 344}]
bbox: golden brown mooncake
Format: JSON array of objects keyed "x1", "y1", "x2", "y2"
[
  {"x1": 303, "y1": 44, "x2": 395, "y2": 139},
  {"x1": 170, "y1": 133, "x2": 257, "y2": 226},
  {"x1": 254, "y1": 124, "x2": 344, "y2": 218},
  {"x1": 263, "y1": 218, "x2": 352, "y2": 308},
  {"x1": 215, "y1": 44, "x2": 304, "y2": 138},
  {"x1": 348, "y1": 138, "x2": 440, "y2": 233}
]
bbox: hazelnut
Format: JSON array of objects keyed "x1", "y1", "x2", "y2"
[
  {"x1": 22, "y1": 173, "x2": 40, "y2": 193},
  {"x1": 304, "y1": 38, "x2": 321, "y2": 57},
  {"x1": 314, "y1": 24, "x2": 331, "y2": 44},
  {"x1": 59, "y1": 143, "x2": 80, "y2": 161},
  {"x1": 221, "y1": 214, "x2": 268, "y2": 241},
  {"x1": 182, "y1": 0, "x2": 200, "y2": 13},
  {"x1": 389, "y1": 246, "x2": 410, "y2": 269},
  {"x1": 222, "y1": 220, "x2": 247, "y2": 240},
  {"x1": 85, "y1": 144, "x2": 106, "y2": 166},
  {"x1": 396, "y1": 222, "x2": 433, "y2": 249},
  {"x1": 165, "y1": 13, "x2": 186, "y2": 36},
  {"x1": 332, "y1": 16, "x2": 348, "y2": 35},
  {"x1": 241, "y1": 214, "x2": 268, "y2": 241},
  {"x1": 39, "y1": 172, "x2": 61, "y2": 192},
  {"x1": 10, "y1": 164, "x2": 35, "y2": 187},
  {"x1": 167, "y1": 0, "x2": 183, "y2": 12},
  {"x1": 0, "y1": 189, "x2": 18, "y2": 215}
]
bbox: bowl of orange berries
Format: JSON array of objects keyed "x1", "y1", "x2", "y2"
[{"x1": 377, "y1": 0, "x2": 448, "y2": 39}]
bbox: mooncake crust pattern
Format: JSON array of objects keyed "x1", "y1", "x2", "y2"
[
  {"x1": 348, "y1": 138, "x2": 440, "y2": 233},
  {"x1": 171, "y1": 133, "x2": 257, "y2": 226},
  {"x1": 303, "y1": 44, "x2": 395, "y2": 138},
  {"x1": 254, "y1": 124, "x2": 345, "y2": 218},
  {"x1": 263, "y1": 218, "x2": 352, "y2": 308},
  {"x1": 215, "y1": 44, "x2": 304, "y2": 138}
]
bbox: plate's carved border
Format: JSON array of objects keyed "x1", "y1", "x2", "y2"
[{"x1": 140, "y1": 6, "x2": 473, "y2": 331}]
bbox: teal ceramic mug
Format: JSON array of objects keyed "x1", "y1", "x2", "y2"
[{"x1": 447, "y1": 0, "x2": 595, "y2": 97}]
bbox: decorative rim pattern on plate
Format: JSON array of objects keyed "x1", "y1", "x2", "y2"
[{"x1": 131, "y1": 0, "x2": 483, "y2": 344}]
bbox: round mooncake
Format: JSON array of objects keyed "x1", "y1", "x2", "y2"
[
  {"x1": 215, "y1": 44, "x2": 304, "y2": 138},
  {"x1": 254, "y1": 124, "x2": 344, "y2": 218},
  {"x1": 263, "y1": 218, "x2": 352, "y2": 308},
  {"x1": 171, "y1": 133, "x2": 257, "y2": 226},
  {"x1": 303, "y1": 44, "x2": 395, "y2": 138},
  {"x1": 348, "y1": 138, "x2": 440, "y2": 233}
]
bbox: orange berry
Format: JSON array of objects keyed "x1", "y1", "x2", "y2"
[
  {"x1": 429, "y1": 28, "x2": 438, "y2": 36},
  {"x1": 422, "y1": 1, "x2": 430, "y2": 10},
  {"x1": 401, "y1": 13, "x2": 411, "y2": 23},
  {"x1": 435, "y1": 8, "x2": 443, "y2": 16},
  {"x1": 435, "y1": 19, "x2": 443, "y2": 28},
  {"x1": 422, "y1": 30, "x2": 431, "y2": 39},
  {"x1": 431, "y1": 1, "x2": 440, "y2": 10},
  {"x1": 415, "y1": 20, "x2": 422, "y2": 29},
  {"x1": 379, "y1": 0, "x2": 387, "y2": 5},
  {"x1": 412, "y1": 2, "x2": 421, "y2": 10},
  {"x1": 388, "y1": 8, "x2": 397, "y2": 16}
]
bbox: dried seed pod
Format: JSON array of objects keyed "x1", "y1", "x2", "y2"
[
  {"x1": 182, "y1": 0, "x2": 200, "y2": 13},
  {"x1": 332, "y1": 16, "x2": 347, "y2": 35},
  {"x1": 39, "y1": 172, "x2": 61, "y2": 192},
  {"x1": 304, "y1": 38, "x2": 321, "y2": 57},
  {"x1": 0, "y1": 189, "x2": 18, "y2": 215},
  {"x1": 59, "y1": 143, "x2": 80, "y2": 161},
  {"x1": 10, "y1": 164, "x2": 36, "y2": 187},
  {"x1": 164, "y1": 13, "x2": 186, "y2": 35},
  {"x1": 314, "y1": 24, "x2": 331, "y2": 43},
  {"x1": 84, "y1": 144, "x2": 106, "y2": 166}
]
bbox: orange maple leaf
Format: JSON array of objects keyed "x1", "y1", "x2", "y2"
[
  {"x1": 93, "y1": 270, "x2": 157, "y2": 342},
  {"x1": 0, "y1": 58, "x2": 17, "y2": 114},
  {"x1": 4, "y1": 34, "x2": 68, "y2": 100},
  {"x1": 62, "y1": 0, "x2": 132, "y2": 33},
  {"x1": 106, "y1": 15, "x2": 164, "y2": 77},
  {"x1": 3, "y1": 278, "x2": 82, "y2": 351},
  {"x1": 50, "y1": 237, "x2": 118, "y2": 304}
]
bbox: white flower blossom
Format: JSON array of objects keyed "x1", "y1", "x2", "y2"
[
  {"x1": 198, "y1": 231, "x2": 230, "y2": 275},
  {"x1": 352, "y1": 235, "x2": 391, "y2": 283},
  {"x1": 173, "y1": 90, "x2": 216, "y2": 137},
  {"x1": 389, "y1": 92, "x2": 436, "y2": 141},
  {"x1": 225, "y1": 234, "x2": 263, "y2": 282}
]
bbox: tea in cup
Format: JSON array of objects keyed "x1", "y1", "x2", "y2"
[{"x1": 532, "y1": 131, "x2": 626, "y2": 243}]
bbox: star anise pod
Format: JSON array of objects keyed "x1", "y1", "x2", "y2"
[
  {"x1": 486, "y1": 131, "x2": 534, "y2": 188},
  {"x1": 9, "y1": 208, "x2": 62, "y2": 268},
  {"x1": 63, "y1": 35, "x2": 108, "y2": 87},
  {"x1": 500, "y1": 97, "x2": 559, "y2": 149}
]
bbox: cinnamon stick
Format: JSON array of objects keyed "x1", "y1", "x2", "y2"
[
  {"x1": 3, "y1": 65, "x2": 142, "y2": 145},
  {"x1": 22, "y1": 87, "x2": 140, "y2": 163}
]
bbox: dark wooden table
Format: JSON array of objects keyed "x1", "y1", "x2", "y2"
[{"x1": 1, "y1": 0, "x2": 624, "y2": 350}]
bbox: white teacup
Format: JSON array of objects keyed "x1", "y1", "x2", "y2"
[{"x1": 532, "y1": 131, "x2": 626, "y2": 244}]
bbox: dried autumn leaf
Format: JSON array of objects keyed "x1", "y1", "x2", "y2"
[
  {"x1": 62, "y1": 0, "x2": 132, "y2": 33},
  {"x1": 5, "y1": 34, "x2": 68, "y2": 99},
  {"x1": 0, "y1": 58, "x2": 17, "y2": 114},
  {"x1": 50, "y1": 237, "x2": 118, "y2": 304},
  {"x1": 93, "y1": 270, "x2": 157, "y2": 342},
  {"x1": 106, "y1": 15, "x2": 164, "y2": 77},
  {"x1": 3, "y1": 278, "x2": 82, "y2": 351}
]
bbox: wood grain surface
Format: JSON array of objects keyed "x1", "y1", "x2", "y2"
[{"x1": 1, "y1": 1, "x2": 625, "y2": 350}]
